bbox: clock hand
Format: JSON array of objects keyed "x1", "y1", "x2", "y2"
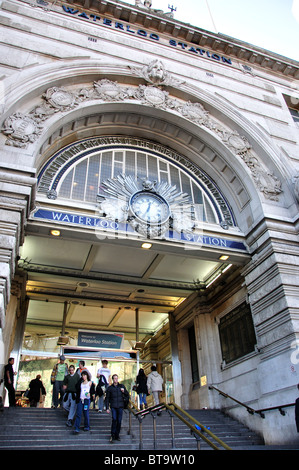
[{"x1": 146, "y1": 201, "x2": 153, "y2": 213}]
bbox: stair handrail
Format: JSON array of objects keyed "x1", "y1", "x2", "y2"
[
  {"x1": 166, "y1": 402, "x2": 232, "y2": 451},
  {"x1": 209, "y1": 385, "x2": 295, "y2": 418},
  {"x1": 127, "y1": 401, "x2": 232, "y2": 450}
]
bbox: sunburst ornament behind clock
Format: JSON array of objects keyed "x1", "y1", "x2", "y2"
[{"x1": 97, "y1": 174, "x2": 195, "y2": 238}]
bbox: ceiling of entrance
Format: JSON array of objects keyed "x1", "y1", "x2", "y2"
[{"x1": 19, "y1": 229, "x2": 230, "y2": 344}]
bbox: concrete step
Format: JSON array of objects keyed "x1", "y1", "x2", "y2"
[
  {"x1": 0, "y1": 405, "x2": 283, "y2": 451},
  {"x1": 0, "y1": 407, "x2": 136, "y2": 450},
  {"x1": 127, "y1": 407, "x2": 264, "y2": 450}
]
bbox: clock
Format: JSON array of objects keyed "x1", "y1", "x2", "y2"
[{"x1": 129, "y1": 191, "x2": 170, "y2": 225}]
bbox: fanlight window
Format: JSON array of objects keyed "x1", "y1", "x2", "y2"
[{"x1": 57, "y1": 149, "x2": 218, "y2": 224}]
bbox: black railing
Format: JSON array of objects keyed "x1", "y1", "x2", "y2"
[
  {"x1": 209, "y1": 385, "x2": 295, "y2": 419},
  {"x1": 127, "y1": 401, "x2": 232, "y2": 450}
]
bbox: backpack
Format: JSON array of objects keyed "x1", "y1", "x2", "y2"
[{"x1": 96, "y1": 374, "x2": 108, "y2": 397}]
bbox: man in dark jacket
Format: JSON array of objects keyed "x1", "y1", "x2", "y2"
[
  {"x1": 28, "y1": 375, "x2": 46, "y2": 407},
  {"x1": 106, "y1": 374, "x2": 129, "y2": 442},
  {"x1": 4, "y1": 358, "x2": 17, "y2": 407}
]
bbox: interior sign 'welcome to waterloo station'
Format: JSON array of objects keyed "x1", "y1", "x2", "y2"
[{"x1": 62, "y1": 5, "x2": 232, "y2": 65}]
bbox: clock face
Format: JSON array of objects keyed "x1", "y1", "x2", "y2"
[{"x1": 130, "y1": 191, "x2": 170, "y2": 225}]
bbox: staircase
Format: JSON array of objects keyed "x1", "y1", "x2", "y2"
[
  {"x1": 128, "y1": 408, "x2": 264, "y2": 450},
  {"x1": 0, "y1": 407, "x2": 134, "y2": 450},
  {"x1": 186, "y1": 409, "x2": 265, "y2": 449},
  {"x1": 0, "y1": 405, "x2": 266, "y2": 450}
]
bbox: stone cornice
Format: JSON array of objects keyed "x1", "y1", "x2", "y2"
[{"x1": 64, "y1": 0, "x2": 299, "y2": 78}]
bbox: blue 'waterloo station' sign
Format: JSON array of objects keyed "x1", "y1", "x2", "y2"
[
  {"x1": 61, "y1": 5, "x2": 232, "y2": 65},
  {"x1": 33, "y1": 208, "x2": 247, "y2": 252}
]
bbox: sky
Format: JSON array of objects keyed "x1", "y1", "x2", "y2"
[{"x1": 124, "y1": 0, "x2": 299, "y2": 62}]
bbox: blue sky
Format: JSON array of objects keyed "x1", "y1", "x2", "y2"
[{"x1": 124, "y1": 0, "x2": 299, "y2": 61}]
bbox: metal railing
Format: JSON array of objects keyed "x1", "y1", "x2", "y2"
[
  {"x1": 127, "y1": 400, "x2": 232, "y2": 451},
  {"x1": 209, "y1": 385, "x2": 295, "y2": 419}
]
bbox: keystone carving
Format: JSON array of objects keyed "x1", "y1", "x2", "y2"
[{"x1": 130, "y1": 59, "x2": 184, "y2": 87}]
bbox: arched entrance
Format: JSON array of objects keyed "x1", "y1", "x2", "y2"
[
  {"x1": 18, "y1": 130, "x2": 249, "y2": 407},
  {"x1": 1, "y1": 60, "x2": 298, "y2": 444}
]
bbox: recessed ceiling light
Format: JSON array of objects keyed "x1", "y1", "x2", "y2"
[
  {"x1": 141, "y1": 242, "x2": 152, "y2": 249},
  {"x1": 77, "y1": 282, "x2": 89, "y2": 287},
  {"x1": 219, "y1": 255, "x2": 229, "y2": 260},
  {"x1": 50, "y1": 229, "x2": 61, "y2": 237}
]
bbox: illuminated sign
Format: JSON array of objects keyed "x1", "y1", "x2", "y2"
[{"x1": 61, "y1": 5, "x2": 232, "y2": 65}]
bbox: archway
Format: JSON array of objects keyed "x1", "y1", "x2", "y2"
[{"x1": 2, "y1": 60, "x2": 297, "y2": 423}]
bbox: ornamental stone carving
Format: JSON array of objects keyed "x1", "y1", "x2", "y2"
[
  {"x1": 46, "y1": 189, "x2": 58, "y2": 200},
  {"x1": 93, "y1": 79, "x2": 130, "y2": 101},
  {"x1": 2, "y1": 113, "x2": 42, "y2": 147},
  {"x1": 135, "y1": 85, "x2": 169, "y2": 108},
  {"x1": 219, "y1": 131, "x2": 251, "y2": 154},
  {"x1": 130, "y1": 59, "x2": 184, "y2": 87},
  {"x1": 179, "y1": 102, "x2": 210, "y2": 126},
  {"x1": 43, "y1": 87, "x2": 78, "y2": 111},
  {"x1": 1, "y1": 60, "x2": 283, "y2": 200},
  {"x1": 251, "y1": 169, "x2": 282, "y2": 200},
  {"x1": 293, "y1": 174, "x2": 299, "y2": 202}
]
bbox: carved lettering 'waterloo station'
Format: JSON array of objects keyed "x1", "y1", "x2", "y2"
[{"x1": 61, "y1": 5, "x2": 232, "y2": 64}]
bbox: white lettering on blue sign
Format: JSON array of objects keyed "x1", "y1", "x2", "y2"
[{"x1": 32, "y1": 209, "x2": 246, "y2": 251}]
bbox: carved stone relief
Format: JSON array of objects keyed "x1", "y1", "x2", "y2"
[
  {"x1": 1, "y1": 60, "x2": 283, "y2": 201},
  {"x1": 2, "y1": 113, "x2": 43, "y2": 147},
  {"x1": 292, "y1": 174, "x2": 299, "y2": 202},
  {"x1": 130, "y1": 59, "x2": 184, "y2": 87}
]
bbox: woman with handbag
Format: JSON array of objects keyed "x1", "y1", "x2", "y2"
[{"x1": 73, "y1": 371, "x2": 95, "y2": 434}]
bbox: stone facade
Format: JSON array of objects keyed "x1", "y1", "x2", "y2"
[{"x1": 0, "y1": 0, "x2": 299, "y2": 445}]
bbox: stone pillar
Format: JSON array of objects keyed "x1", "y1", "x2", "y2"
[
  {"x1": 242, "y1": 227, "x2": 299, "y2": 444},
  {"x1": 193, "y1": 312, "x2": 220, "y2": 408},
  {"x1": 177, "y1": 328, "x2": 192, "y2": 409},
  {"x1": 0, "y1": 165, "x2": 36, "y2": 393},
  {"x1": 168, "y1": 312, "x2": 182, "y2": 406}
]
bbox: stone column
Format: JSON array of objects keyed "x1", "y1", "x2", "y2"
[
  {"x1": 177, "y1": 328, "x2": 192, "y2": 409},
  {"x1": 0, "y1": 165, "x2": 36, "y2": 392},
  {"x1": 168, "y1": 312, "x2": 182, "y2": 406},
  {"x1": 242, "y1": 224, "x2": 299, "y2": 444},
  {"x1": 193, "y1": 312, "x2": 220, "y2": 408}
]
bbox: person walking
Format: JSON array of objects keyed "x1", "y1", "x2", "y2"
[
  {"x1": 27, "y1": 374, "x2": 46, "y2": 407},
  {"x1": 147, "y1": 365, "x2": 163, "y2": 406},
  {"x1": 63, "y1": 365, "x2": 78, "y2": 427},
  {"x1": 73, "y1": 370, "x2": 95, "y2": 434},
  {"x1": 4, "y1": 358, "x2": 17, "y2": 407},
  {"x1": 96, "y1": 359, "x2": 111, "y2": 412},
  {"x1": 50, "y1": 355, "x2": 68, "y2": 408},
  {"x1": 136, "y1": 368, "x2": 148, "y2": 410},
  {"x1": 106, "y1": 374, "x2": 129, "y2": 442},
  {"x1": 75, "y1": 360, "x2": 91, "y2": 380}
]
